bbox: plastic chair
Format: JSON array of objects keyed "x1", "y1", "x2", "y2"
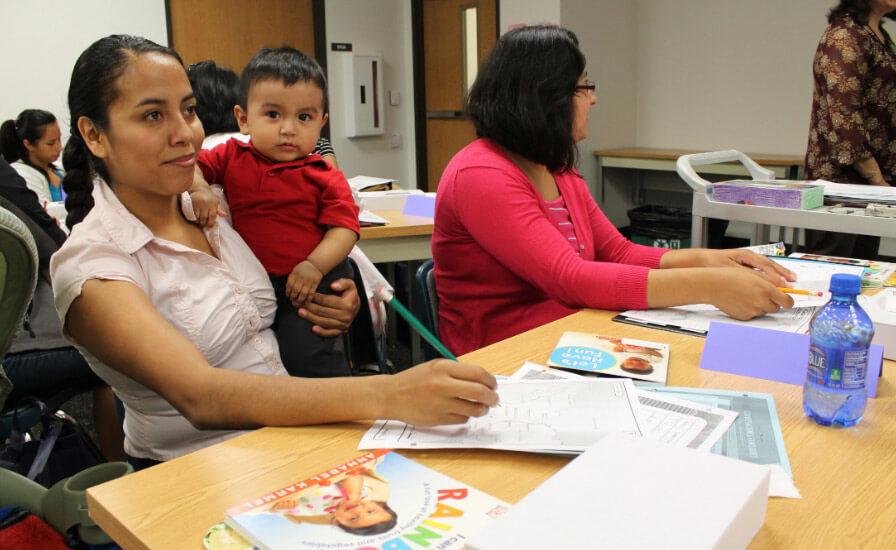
[
  {"x1": 0, "y1": 205, "x2": 39, "y2": 430},
  {"x1": 413, "y1": 260, "x2": 440, "y2": 361}
]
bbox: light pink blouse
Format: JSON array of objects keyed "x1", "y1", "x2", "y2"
[{"x1": 50, "y1": 181, "x2": 288, "y2": 461}]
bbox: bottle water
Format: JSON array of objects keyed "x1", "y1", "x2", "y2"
[{"x1": 803, "y1": 274, "x2": 874, "y2": 427}]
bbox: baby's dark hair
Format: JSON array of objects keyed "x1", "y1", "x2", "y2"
[
  {"x1": 337, "y1": 501, "x2": 397, "y2": 536},
  {"x1": 62, "y1": 34, "x2": 183, "y2": 230},
  {"x1": 187, "y1": 60, "x2": 240, "y2": 135},
  {"x1": 239, "y1": 46, "x2": 328, "y2": 113}
]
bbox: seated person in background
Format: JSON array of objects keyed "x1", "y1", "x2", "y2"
[
  {"x1": 53, "y1": 35, "x2": 496, "y2": 469},
  {"x1": 0, "y1": 109, "x2": 65, "y2": 205},
  {"x1": 0, "y1": 158, "x2": 66, "y2": 249},
  {"x1": 433, "y1": 25, "x2": 796, "y2": 356},
  {"x1": 190, "y1": 47, "x2": 359, "y2": 379},
  {"x1": 186, "y1": 59, "x2": 339, "y2": 167}
]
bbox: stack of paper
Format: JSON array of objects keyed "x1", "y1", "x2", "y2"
[{"x1": 821, "y1": 180, "x2": 896, "y2": 205}]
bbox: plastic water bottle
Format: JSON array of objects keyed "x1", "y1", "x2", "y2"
[{"x1": 803, "y1": 274, "x2": 874, "y2": 427}]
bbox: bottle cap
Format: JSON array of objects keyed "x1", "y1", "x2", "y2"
[{"x1": 829, "y1": 273, "x2": 861, "y2": 295}]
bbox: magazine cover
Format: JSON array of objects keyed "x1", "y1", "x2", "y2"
[
  {"x1": 547, "y1": 332, "x2": 669, "y2": 384},
  {"x1": 225, "y1": 450, "x2": 509, "y2": 550}
]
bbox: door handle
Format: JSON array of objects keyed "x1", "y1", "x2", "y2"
[{"x1": 426, "y1": 110, "x2": 466, "y2": 119}]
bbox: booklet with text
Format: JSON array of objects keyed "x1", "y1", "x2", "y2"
[
  {"x1": 546, "y1": 332, "x2": 669, "y2": 384},
  {"x1": 224, "y1": 450, "x2": 509, "y2": 550}
]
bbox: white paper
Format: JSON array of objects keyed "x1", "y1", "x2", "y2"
[
  {"x1": 772, "y1": 256, "x2": 864, "y2": 290},
  {"x1": 820, "y1": 180, "x2": 896, "y2": 203},
  {"x1": 358, "y1": 209, "x2": 389, "y2": 225},
  {"x1": 509, "y1": 363, "x2": 737, "y2": 453},
  {"x1": 359, "y1": 379, "x2": 644, "y2": 454},
  {"x1": 635, "y1": 389, "x2": 738, "y2": 452},
  {"x1": 619, "y1": 304, "x2": 816, "y2": 335}
]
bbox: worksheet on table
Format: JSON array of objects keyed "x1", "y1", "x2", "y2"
[
  {"x1": 510, "y1": 362, "x2": 737, "y2": 452},
  {"x1": 359, "y1": 378, "x2": 643, "y2": 454}
]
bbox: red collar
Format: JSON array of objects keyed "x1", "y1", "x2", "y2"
[{"x1": 233, "y1": 138, "x2": 328, "y2": 170}]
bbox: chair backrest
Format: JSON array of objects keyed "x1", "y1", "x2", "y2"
[
  {"x1": 413, "y1": 260, "x2": 440, "y2": 360},
  {"x1": 0, "y1": 206, "x2": 39, "y2": 409}
]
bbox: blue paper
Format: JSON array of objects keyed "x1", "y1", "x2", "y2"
[
  {"x1": 402, "y1": 194, "x2": 435, "y2": 218},
  {"x1": 700, "y1": 321, "x2": 882, "y2": 398}
]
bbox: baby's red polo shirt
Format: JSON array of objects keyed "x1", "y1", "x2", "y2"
[{"x1": 199, "y1": 139, "x2": 360, "y2": 276}]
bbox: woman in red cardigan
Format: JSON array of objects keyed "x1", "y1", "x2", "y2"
[{"x1": 432, "y1": 25, "x2": 795, "y2": 355}]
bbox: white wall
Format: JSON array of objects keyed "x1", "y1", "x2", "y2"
[
  {"x1": 324, "y1": 0, "x2": 416, "y2": 189},
  {"x1": 0, "y1": 0, "x2": 167, "y2": 139},
  {"x1": 500, "y1": 0, "x2": 561, "y2": 32},
  {"x1": 634, "y1": 0, "x2": 829, "y2": 155},
  {"x1": 562, "y1": 0, "x2": 638, "y2": 225}
]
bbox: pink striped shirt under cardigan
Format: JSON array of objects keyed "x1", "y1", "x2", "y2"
[{"x1": 433, "y1": 139, "x2": 668, "y2": 355}]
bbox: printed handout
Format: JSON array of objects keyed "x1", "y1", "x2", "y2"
[{"x1": 359, "y1": 377, "x2": 644, "y2": 454}]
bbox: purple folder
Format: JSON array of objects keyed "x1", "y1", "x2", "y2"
[
  {"x1": 700, "y1": 321, "x2": 883, "y2": 398},
  {"x1": 402, "y1": 194, "x2": 435, "y2": 218}
]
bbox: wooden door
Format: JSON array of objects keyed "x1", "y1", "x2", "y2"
[
  {"x1": 421, "y1": 0, "x2": 497, "y2": 192},
  {"x1": 168, "y1": 0, "x2": 315, "y2": 72}
]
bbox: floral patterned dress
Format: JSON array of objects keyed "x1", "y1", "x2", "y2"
[{"x1": 803, "y1": 14, "x2": 896, "y2": 259}]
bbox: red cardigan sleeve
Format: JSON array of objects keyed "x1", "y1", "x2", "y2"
[{"x1": 449, "y1": 165, "x2": 659, "y2": 311}]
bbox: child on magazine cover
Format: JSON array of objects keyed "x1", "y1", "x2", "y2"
[
  {"x1": 265, "y1": 458, "x2": 397, "y2": 536},
  {"x1": 190, "y1": 47, "x2": 360, "y2": 378}
]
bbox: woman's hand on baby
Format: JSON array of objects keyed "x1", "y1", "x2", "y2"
[
  {"x1": 709, "y1": 267, "x2": 794, "y2": 320},
  {"x1": 288, "y1": 261, "x2": 323, "y2": 305},
  {"x1": 386, "y1": 360, "x2": 499, "y2": 426},
  {"x1": 298, "y1": 279, "x2": 361, "y2": 337}
]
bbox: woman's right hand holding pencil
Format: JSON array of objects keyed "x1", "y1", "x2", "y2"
[{"x1": 383, "y1": 360, "x2": 499, "y2": 426}]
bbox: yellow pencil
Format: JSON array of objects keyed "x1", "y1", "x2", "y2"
[{"x1": 777, "y1": 287, "x2": 824, "y2": 297}]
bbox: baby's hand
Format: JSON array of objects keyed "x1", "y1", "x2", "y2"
[
  {"x1": 287, "y1": 261, "x2": 323, "y2": 305},
  {"x1": 189, "y1": 184, "x2": 223, "y2": 227}
]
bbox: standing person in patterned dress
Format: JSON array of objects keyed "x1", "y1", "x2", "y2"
[{"x1": 804, "y1": 0, "x2": 896, "y2": 260}]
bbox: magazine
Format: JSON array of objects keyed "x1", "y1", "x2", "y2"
[
  {"x1": 224, "y1": 450, "x2": 509, "y2": 550},
  {"x1": 546, "y1": 332, "x2": 669, "y2": 384}
]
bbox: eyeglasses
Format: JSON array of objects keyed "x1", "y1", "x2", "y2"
[{"x1": 575, "y1": 80, "x2": 597, "y2": 96}]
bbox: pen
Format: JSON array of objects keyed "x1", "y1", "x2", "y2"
[
  {"x1": 375, "y1": 287, "x2": 458, "y2": 361},
  {"x1": 777, "y1": 287, "x2": 825, "y2": 297}
]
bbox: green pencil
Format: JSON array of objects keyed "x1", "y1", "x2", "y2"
[{"x1": 376, "y1": 288, "x2": 457, "y2": 361}]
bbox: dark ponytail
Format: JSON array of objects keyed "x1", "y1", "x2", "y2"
[
  {"x1": 0, "y1": 109, "x2": 56, "y2": 166},
  {"x1": 63, "y1": 34, "x2": 183, "y2": 229}
]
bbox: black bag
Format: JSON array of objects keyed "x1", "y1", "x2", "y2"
[{"x1": 0, "y1": 399, "x2": 104, "y2": 488}]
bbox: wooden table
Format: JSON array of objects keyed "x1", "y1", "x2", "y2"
[
  {"x1": 593, "y1": 147, "x2": 804, "y2": 204},
  {"x1": 87, "y1": 309, "x2": 896, "y2": 549},
  {"x1": 357, "y1": 210, "x2": 433, "y2": 263}
]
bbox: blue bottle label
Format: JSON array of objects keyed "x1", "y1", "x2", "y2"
[{"x1": 808, "y1": 344, "x2": 867, "y2": 390}]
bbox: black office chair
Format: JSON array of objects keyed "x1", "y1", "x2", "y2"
[{"x1": 413, "y1": 260, "x2": 440, "y2": 361}]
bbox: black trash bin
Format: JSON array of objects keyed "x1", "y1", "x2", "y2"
[{"x1": 627, "y1": 205, "x2": 692, "y2": 249}]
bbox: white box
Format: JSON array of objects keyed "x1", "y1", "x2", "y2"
[
  {"x1": 358, "y1": 189, "x2": 423, "y2": 211},
  {"x1": 859, "y1": 289, "x2": 896, "y2": 360},
  {"x1": 470, "y1": 434, "x2": 770, "y2": 550}
]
